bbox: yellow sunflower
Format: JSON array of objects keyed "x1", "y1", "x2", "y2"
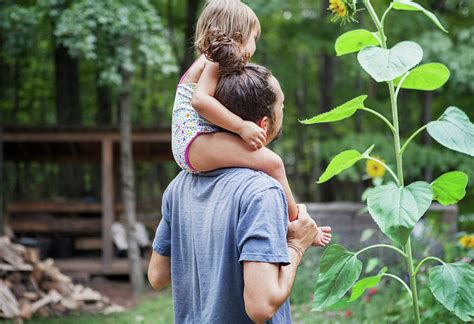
[
  {"x1": 328, "y1": 0, "x2": 358, "y2": 25},
  {"x1": 366, "y1": 157, "x2": 386, "y2": 179},
  {"x1": 459, "y1": 235, "x2": 474, "y2": 248}
]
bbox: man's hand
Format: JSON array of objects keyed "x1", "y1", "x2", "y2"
[
  {"x1": 237, "y1": 120, "x2": 267, "y2": 150},
  {"x1": 287, "y1": 204, "x2": 318, "y2": 254}
]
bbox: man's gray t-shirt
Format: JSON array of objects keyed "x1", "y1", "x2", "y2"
[{"x1": 153, "y1": 168, "x2": 292, "y2": 323}]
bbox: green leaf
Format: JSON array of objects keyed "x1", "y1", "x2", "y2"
[
  {"x1": 429, "y1": 262, "x2": 474, "y2": 321},
  {"x1": 365, "y1": 258, "x2": 379, "y2": 274},
  {"x1": 357, "y1": 41, "x2": 423, "y2": 82},
  {"x1": 393, "y1": 0, "x2": 448, "y2": 33},
  {"x1": 393, "y1": 63, "x2": 450, "y2": 91},
  {"x1": 299, "y1": 95, "x2": 367, "y2": 125},
  {"x1": 431, "y1": 171, "x2": 468, "y2": 206},
  {"x1": 427, "y1": 107, "x2": 474, "y2": 157},
  {"x1": 326, "y1": 297, "x2": 349, "y2": 311},
  {"x1": 335, "y1": 29, "x2": 380, "y2": 56},
  {"x1": 349, "y1": 267, "x2": 387, "y2": 302},
  {"x1": 367, "y1": 182, "x2": 433, "y2": 245},
  {"x1": 313, "y1": 245, "x2": 362, "y2": 311},
  {"x1": 318, "y1": 149, "x2": 363, "y2": 184}
]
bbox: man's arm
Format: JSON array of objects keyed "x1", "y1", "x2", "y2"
[
  {"x1": 148, "y1": 251, "x2": 171, "y2": 290},
  {"x1": 243, "y1": 248, "x2": 301, "y2": 322},
  {"x1": 242, "y1": 205, "x2": 317, "y2": 322}
]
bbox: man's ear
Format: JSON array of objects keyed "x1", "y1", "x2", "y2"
[{"x1": 258, "y1": 117, "x2": 269, "y2": 133}]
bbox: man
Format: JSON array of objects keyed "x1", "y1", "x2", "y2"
[{"x1": 148, "y1": 64, "x2": 324, "y2": 323}]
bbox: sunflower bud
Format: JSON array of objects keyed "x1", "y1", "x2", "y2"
[{"x1": 328, "y1": 0, "x2": 359, "y2": 25}]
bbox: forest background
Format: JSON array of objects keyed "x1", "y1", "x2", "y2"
[{"x1": 1, "y1": 0, "x2": 473, "y2": 217}]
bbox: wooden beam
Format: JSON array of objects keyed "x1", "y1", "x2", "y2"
[
  {"x1": 7, "y1": 201, "x2": 104, "y2": 214},
  {"x1": 3, "y1": 131, "x2": 171, "y2": 143},
  {"x1": 9, "y1": 218, "x2": 102, "y2": 234},
  {"x1": 6, "y1": 200, "x2": 160, "y2": 214},
  {"x1": 54, "y1": 256, "x2": 150, "y2": 276},
  {"x1": 101, "y1": 139, "x2": 114, "y2": 272}
]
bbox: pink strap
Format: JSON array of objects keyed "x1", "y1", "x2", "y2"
[{"x1": 178, "y1": 57, "x2": 201, "y2": 84}]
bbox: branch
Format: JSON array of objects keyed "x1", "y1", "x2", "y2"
[
  {"x1": 382, "y1": 273, "x2": 413, "y2": 298},
  {"x1": 361, "y1": 107, "x2": 396, "y2": 134},
  {"x1": 400, "y1": 125, "x2": 428, "y2": 156},
  {"x1": 413, "y1": 256, "x2": 446, "y2": 277},
  {"x1": 365, "y1": 156, "x2": 400, "y2": 185},
  {"x1": 355, "y1": 244, "x2": 407, "y2": 258}
]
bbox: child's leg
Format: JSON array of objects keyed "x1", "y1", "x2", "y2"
[{"x1": 188, "y1": 132, "x2": 298, "y2": 221}]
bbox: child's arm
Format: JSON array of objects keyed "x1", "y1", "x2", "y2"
[{"x1": 191, "y1": 61, "x2": 267, "y2": 150}]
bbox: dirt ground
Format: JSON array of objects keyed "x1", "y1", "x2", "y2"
[{"x1": 86, "y1": 276, "x2": 156, "y2": 309}]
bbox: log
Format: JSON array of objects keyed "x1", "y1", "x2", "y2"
[
  {"x1": 0, "y1": 237, "x2": 120, "y2": 319},
  {"x1": 0, "y1": 281, "x2": 20, "y2": 318},
  {"x1": 31, "y1": 289, "x2": 61, "y2": 312}
]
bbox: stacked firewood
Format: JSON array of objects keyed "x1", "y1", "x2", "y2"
[{"x1": 0, "y1": 236, "x2": 123, "y2": 320}]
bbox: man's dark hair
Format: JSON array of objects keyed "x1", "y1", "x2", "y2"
[{"x1": 215, "y1": 64, "x2": 277, "y2": 123}]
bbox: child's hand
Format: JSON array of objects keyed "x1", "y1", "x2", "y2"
[{"x1": 237, "y1": 120, "x2": 267, "y2": 150}]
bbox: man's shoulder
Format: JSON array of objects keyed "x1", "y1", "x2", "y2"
[
  {"x1": 219, "y1": 168, "x2": 284, "y2": 193},
  {"x1": 164, "y1": 168, "x2": 284, "y2": 198}
]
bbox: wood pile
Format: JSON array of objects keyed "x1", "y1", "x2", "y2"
[{"x1": 0, "y1": 236, "x2": 124, "y2": 320}]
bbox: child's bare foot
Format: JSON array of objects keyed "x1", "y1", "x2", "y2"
[{"x1": 312, "y1": 226, "x2": 332, "y2": 246}]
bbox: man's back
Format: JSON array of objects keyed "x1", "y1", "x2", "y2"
[{"x1": 153, "y1": 168, "x2": 291, "y2": 323}]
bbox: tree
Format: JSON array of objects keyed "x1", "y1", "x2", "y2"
[{"x1": 55, "y1": 0, "x2": 176, "y2": 294}]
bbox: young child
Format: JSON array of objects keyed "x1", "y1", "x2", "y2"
[{"x1": 172, "y1": 0, "x2": 331, "y2": 246}]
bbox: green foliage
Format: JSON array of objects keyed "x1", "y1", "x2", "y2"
[
  {"x1": 417, "y1": 27, "x2": 474, "y2": 93},
  {"x1": 393, "y1": 63, "x2": 450, "y2": 91},
  {"x1": 367, "y1": 181, "x2": 433, "y2": 246},
  {"x1": 0, "y1": 5, "x2": 40, "y2": 56},
  {"x1": 312, "y1": 244, "x2": 362, "y2": 311},
  {"x1": 427, "y1": 107, "x2": 474, "y2": 157},
  {"x1": 349, "y1": 267, "x2": 386, "y2": 302},
  {"x1": 335, "y1": 29, "x2": 380, "y2": 56},
  {"x1": 54, "y1": 0, "x2": 176, "y2": 88},
  {"x1": 299, "y1": 95, "x2": 367, "y2": 124},
  {"x1": 431, "y1": 171, "x2": 468, "y2": 206},
  {"x1": 429, "y1": 262, "x2": 474, "y2": 321},
  {"x1": 357, "y1": 41, "x2": 423, "y2": 82}
]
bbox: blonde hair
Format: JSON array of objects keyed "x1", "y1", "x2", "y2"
[{"x1": 194, "y1": 0, "x2": 261, "y2": 54}]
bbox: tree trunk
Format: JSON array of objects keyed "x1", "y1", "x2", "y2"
[
  {"x1": 294, "y1": 55, "x2": 309, "y2": 201},
  {"x1": 55, "y1": 44, "x2": 81, "y2": 125},
  {"x1": 181, "y1": 0, "x2": 200, "y2": 74},
  {"x1": 54, "y1": 43, "x2": 83, "y2": 198},
  {"x1": 0, "y1": 117, "x2": 4, "y2": 236},
  {"x1": 12, "y1": 59, "x2": 20, "y2": 122},
  {"x1": 317, "y1": 0, "x2": 336, "y2": 202},
  {"x1": 96, "y1": 84, "x2": 113, "y2": 126},
  {"x1": 119, "y1": 47, "x2": 144, "y2": 295}
]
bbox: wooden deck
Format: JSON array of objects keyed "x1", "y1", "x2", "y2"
[{"x1": 54, "y1": 256, "x2": 151, "y2": 277}]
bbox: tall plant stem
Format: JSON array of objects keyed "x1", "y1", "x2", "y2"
[{"x1": 363, "y1": 1, "x2": 421, "y2": 323}]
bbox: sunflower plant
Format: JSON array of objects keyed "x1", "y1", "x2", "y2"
[{"x1": 301, "y1": 0, "x2": 474, "y2": 322}]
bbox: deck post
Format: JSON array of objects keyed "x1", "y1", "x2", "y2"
[{"x1": 101, "y1": 139, "x2": 114, "y2": 271}]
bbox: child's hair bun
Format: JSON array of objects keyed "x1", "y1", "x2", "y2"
[{"x1": 204, "y1": 28, "x2": 250, "y2": 75}]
